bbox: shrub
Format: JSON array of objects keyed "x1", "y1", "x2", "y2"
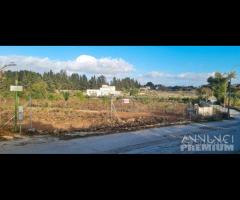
[
  {"x1": 129, "y1": 88, "x2": 139, "y2": 96},
  {"x1": 75, "y1": 91, "x2": 86, "y2": 102},
  {"x1": 62, "y1": 91, "x2": 70, "y2": 102},
  {"x1": 48, "y1": 93, "x2": 62, "y2": 101}
]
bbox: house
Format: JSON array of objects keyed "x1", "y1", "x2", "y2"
[{"x1": 86, "y1": 85, "x2": 121, "y2": 97}]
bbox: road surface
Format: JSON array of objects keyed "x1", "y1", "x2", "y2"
[{"x1": 0, "y1": 108, "x2": 240, "y2": 154}]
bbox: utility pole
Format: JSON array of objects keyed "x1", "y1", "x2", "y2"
[{"x1": 227, "y1": 79, "x2": 231, "y2": 119}]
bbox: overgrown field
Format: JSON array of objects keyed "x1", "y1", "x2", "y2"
[
  {"x1": 0, "y1": 95, "x2": 189, "y2": 135},
  {"x1": 0, "y1": 91, "x2": 225, "y2": 138}
]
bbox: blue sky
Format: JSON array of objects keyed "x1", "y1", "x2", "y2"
[{"x1": 0, "y1": 46, "x2": 240, "y2": 86}]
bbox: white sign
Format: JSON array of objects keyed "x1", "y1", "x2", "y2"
[
  {"x1": 18, "y1": 106, "x2": 24, "y2": 121},
  {"x1": 18, "y1": 106, "x2": 23, "y2": 113},
  {"x1": 123, "y1": 99, "x2": 130, "y2": 104},
  {"x1": 10, "y1": 85, "x2": 23, "y2": 92}
]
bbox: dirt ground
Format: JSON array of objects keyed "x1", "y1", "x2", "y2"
[
  {"x1": 1, "y1": 96, "x2": 205, "y2": 139},
  {"x1": 0, "y1": 105, "x2": 187, "y2": 138},
  {"x1": 1, "y1": 97, "x2": 228, "y2": 139}
]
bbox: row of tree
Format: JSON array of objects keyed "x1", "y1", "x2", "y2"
[
  {"x1": 1, "y1": 69, "x2": 239, "y2": 105},
  {"x1": 0, "y1": 70, "x2": 141, "y2": 98},
  {"x1": 144, "y1": 82, "x2": 197, "y2": 91}
]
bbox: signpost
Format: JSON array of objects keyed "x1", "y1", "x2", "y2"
[{"x1": 10, "y1": 81, "x2": 23, "y2": 132}]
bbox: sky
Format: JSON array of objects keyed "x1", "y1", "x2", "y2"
[{"x1": 0, "y1": 46, "x2": 240, "y2": 86}]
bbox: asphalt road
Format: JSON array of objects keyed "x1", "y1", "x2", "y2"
[{"x1": 0, "y1": 108, "x2": 240, "y2": 154}]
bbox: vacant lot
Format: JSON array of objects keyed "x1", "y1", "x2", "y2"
[
  {"x1": 0, "y1": 95, "x2": 189, "y2": 136},
  {"x1": 0, "y1": 91, "x2": 224, "y2": 139}
]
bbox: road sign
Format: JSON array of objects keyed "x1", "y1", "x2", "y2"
[
  {"x1": 10, "y1": 85, "x2": 23, "y2": 92},
  {"x1": 123, "y1": 98, "x2": 130, "y2": 104}
]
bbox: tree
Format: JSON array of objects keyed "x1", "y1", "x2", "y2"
[
  {"x1": 197, "y1": 87, "x2": 212, "y2": 101},
  {"x1": 97, "y1": 75, "x2": 107, "y2": 88},
  {"x1": 31, "y1": 80, "x2": 48, "y2": 99},
  {"x1": 70, "y1": 73, "x2": 80, "y2": 90},
  {"x1": 226, "y1": 71, "x2": 237, "y2": 117},
  {"x1": 207, "y1": 72, "x2": 228, "y2": 105},
  {"x1": 89, "y1": 76, "x2": 97, "y2": 89},
  {"x1": 145, "y1": 82, "x2": 155, "y2": 90},
  {"x1": 207, "y1": 71, "x2": 237, "y2": 106},
  {"x1": 80, "y1": 75, "x2": 88, "y2": 90}
]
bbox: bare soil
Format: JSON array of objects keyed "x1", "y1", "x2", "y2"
[
  {"x1": 0, "y1": 97, "x2": 207, "y2": 140},
  {"x1": 0, "y1": 106, "x2": 187, "y2": 138}
]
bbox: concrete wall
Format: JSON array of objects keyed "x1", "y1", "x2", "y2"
[
  {"x1": 87, "y1": 85, "x2": 121, "y2": 97},
  {"x1": 86, "y1": 89, "x2": 101, "y2": 96},
  {"x1": 198, "y1": 107, "x2": 213, "y2": 116}
]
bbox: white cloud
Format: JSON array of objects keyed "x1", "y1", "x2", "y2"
[
  {"x1": 0, "y1": 54, "x2": 217, "y2": 86},
  {"x1": 138, "y1": 71, "x2": 215, "y2": 86},
  {"x1": 0, "y1": 55, "x2": 134, "y2": 76}
]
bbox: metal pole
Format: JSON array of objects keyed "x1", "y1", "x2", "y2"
[
  {"x1": 14, "y1": 79, "x2": 19, "y2": 132},
  {"x1": 227, "y1": 79, "x2": 231, "y2": 118}
]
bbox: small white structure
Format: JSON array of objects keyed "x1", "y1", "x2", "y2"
[
  {"x1": 87, "y1": 85, "x2": 121, "y2": 97},
  {"x1": 194, "y1": 104, "x2": 213, "y2": 116},
  {"x1": 198, "y1": 107, "x2": 213, "y2": 116}
]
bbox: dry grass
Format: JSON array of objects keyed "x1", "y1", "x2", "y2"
[{"x1": 0, "y1": 96, "x2": 188, "y2": 135}]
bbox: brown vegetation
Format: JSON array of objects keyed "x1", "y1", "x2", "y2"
[{"x1": 0, "y1": 96, "x2": 189, "y2": 137}]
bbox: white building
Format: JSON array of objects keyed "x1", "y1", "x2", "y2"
[
  {"x1": 87, "y1": 85, "x2": 121, "y2": 97},
  {"x1": 86, "y1": 89, "x2": 101, "y2": 96}
]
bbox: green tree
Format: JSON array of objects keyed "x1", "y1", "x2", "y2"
[
  {"x1": 89, "y1": 76, "x2": 97, "y2": 89},
  {"x1": 145, "y1": 82, "x2": 155, "y2": 90},
  {"x1": 70, "y1": 73, "x2": 80, "y2": 90},
  {"x1": 97, "y1": 75, "x2": 107, "y2": 88},
  {"x1": 31, "y1": 80, "x2": 48, "y2": 99},
  {"x1": 207, "y1": 72, "x2": 228, "y2": 105}
]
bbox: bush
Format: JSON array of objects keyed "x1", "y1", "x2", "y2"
[
  {"x1": 48, "y1": 93, "x2": 62, "y2": 101},
  {"x1": 31, "y1": 81, "x2": 48, "y2": 99},
  {"x1": 75, "y1": 91, "x2": 86, "y2": 102},
  {"x1": 62, "y1": 91, "x2": 70, "y2": 102},
  {"x1": 129, "y1": 88, "x2": 139, "y2": 96},
  {"x1": 101, "y1": 96, "x2": 110, "y2": 104}
]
